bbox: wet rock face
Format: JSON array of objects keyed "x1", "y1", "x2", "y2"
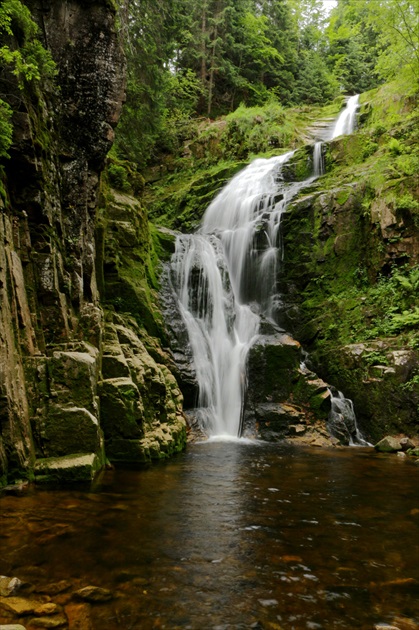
[
  {"x1": 0, "y1": 0, "x2": 125, "y2": 485},
  {"x1": 243, "y1": 332, "x2": 335, "y2": 443}
]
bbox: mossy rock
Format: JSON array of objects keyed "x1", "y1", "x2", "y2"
[
  {"x1": 246, "y1": 333, "x2": 302, "y2": 404},
  {"x1": 99, "y1": 377, "x2": 144, "y2": 440},
  {"x1": 40, "y1": 405, "x2": 102, "y2": 458},
  {"x1": 34, "y1": 453, "x2": 103, "y2": 484}
]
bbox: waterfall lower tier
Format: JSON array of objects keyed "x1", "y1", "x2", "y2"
[
  {"x1": 328, "y1": 390, "x2": 371, "y2": 446},
  {"x1": 170, "y1": 153, "x2": 312, "y2": 437}
]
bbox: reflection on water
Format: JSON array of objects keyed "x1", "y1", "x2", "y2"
[{"x1": 1, "y1": 442, "x2": 419, "y2": 629}]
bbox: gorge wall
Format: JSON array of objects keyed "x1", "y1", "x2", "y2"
[{"x1": 0, "y1": 0, "x2": 186, "y2": 487}]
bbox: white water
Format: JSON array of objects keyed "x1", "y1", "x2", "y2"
[
  {"x1": 313, "y1": 95, "x2": 359, "y2": 178},
  {"x1": 171, "y1": 153, "x2": 309, "y2": 436},
  {"x1": 331, "y1": 94, "x2": 359, "y2": 139},
  {"x1": 313, "y1": 141, "x2": 324, "y2": 176},
  {"x1": 329, "y1": 390, "x2": 371, "y2": 446}
]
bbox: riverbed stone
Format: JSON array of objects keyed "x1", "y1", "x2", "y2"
[
  {"x1": 64, "y1": 603, "x2": 92, "y2": 630},
  {"x1": 33, "y1": 604, "x2": 60, "y2": 617},
  {"x1": 26, "y1": 616, "x2": 67, "y2": 628},
  {"x1": 0, "y1": 579, "x2": 22, "y2": 598},
  {"x1": 73, "y1": 586, "x2": 112, "y2": 603},
  {"x1": 34, "y1": 453, "x2": 102, "y2": 483},
  {"x1": 0, "y1": 597, "x2": 42, "y2": 616},
  {"x1": 374, "y1": 436, "x2": 403, "y2": 453}
]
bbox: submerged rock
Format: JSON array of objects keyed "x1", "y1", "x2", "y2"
[
  {"x1": 0, "y1": 578, "x2": 22, "y2": 598},
  {"x1": 73, "y1": 586, "x2": 112, "y2": 603}
]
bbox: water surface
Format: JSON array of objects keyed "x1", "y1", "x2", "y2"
[{"x1": 1, "y1": 442, "x2": 418, "y2": 629}]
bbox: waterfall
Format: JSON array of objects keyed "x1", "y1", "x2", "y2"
[
  {"x1": 313, "y1": 141, "x2": 324, "y2": 176},
  {"x1": 171, "y1": 153, "x2": 308, "y2": 437},
  {"x1": 313, "y1": 95, "x2": 359, "y2": 177},
  {"x1": 331, "y1": 94, "x2": 359, "y2": 139},
  {"x1": 328, "y1": 390, "x2": 371, "y2": 446},
  {"x1": 170, "y1": 98, "x2": 362, "y2": 439}
]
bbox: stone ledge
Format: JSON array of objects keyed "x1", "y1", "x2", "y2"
[{"x1": 34, "y1": 453, "x2": 102, "y2": 483}]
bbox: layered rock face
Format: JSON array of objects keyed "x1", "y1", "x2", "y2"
[
  {"x1": 0, "y1": 1, "x2": 186, "y2": 486},
  {"x1": 279, "y1": 148, "x2": 419, "y2": 441}
]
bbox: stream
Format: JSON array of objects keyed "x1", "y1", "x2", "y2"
[{"x1": 1, "y1": 442, "x2": 418, "y2": 629}]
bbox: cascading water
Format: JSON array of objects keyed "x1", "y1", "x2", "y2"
[
  {"x1": 331, "y1": 94, "x2": 359, "y2": 139},
  {"x1": 171, "y1": 96, "x2": 361, "y2": 439},
  {"x1": 312, "y1": 94, "x2": 359, "y2": 177},
  {"x1": 328, "y1": 390, "x2": 371, "y2": 446},
  {"x1": 171, "y1": 153, "x2": 309, "y2": 437},
  {"x1": 313, "y1": 141, "x2": 324, "y2": 176}
]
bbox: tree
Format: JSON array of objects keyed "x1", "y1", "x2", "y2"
[
  {"x1": 326, "y1": 0, "x2": 382, "y2": 93},
  {"x1": 368, "y1": 0, "x2": 419, "y2": 84}
]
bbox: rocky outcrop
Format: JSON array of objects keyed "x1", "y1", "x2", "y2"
[
  {"x1": 100, "y1": 315, "x2": 186, "y2": 464},
  {"x1": 0, "y1": 2, "x2": 186, "y2": 487},
  {"x1": 242, "y1": 328, "x2": 338, "y2": 445},
  {"x1": 279, "y1": 117, "x2": 419, "y2": 442}
]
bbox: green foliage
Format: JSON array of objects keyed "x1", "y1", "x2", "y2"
[
  {"x1": 223, "y1": 101, "x2": 295, "y2": 156},
  {"x1": 368, "y1": 0, "x2": 419, "y2": 84},
  {"x1": 387, "y1": 137, "x2": 403, "y2": 156},
  {"x1": 108, "y1": 164, "x2": 130, "y2": 192},
  {"x1": 0, "y1": 0, "x2": 55, "y2": 85},
  {"x1": 0, "y1": 99, "x2": 13, "y2": 160},
  {"x1": 0, "y1": 0, "x2": 56, "y2": 162}
]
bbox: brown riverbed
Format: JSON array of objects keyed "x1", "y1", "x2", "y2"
[{"x1": 1, "y1": 441, "x2": 418, "y2": 629}]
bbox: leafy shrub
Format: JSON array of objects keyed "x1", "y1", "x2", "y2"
[{"x1": 0, "y1": 100, "x2": 13, "y2": 160}]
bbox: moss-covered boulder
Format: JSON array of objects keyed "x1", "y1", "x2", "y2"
[
  {"x1": 374, "y1": 436, "x2": 402, "y2": 453},
  {"x1": 34, "y1": 453, "x2": 103, "y2": 484},
  {"x1": 99, "y1": 315, "x2": 187, "y2": 464}
]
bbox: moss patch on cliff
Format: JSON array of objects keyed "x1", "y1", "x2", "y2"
[{"x1": 97, "y1": 187, "x2": 169, "y2": 339}]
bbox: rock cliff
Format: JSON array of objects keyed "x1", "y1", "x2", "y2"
[{"x1": 0, "y1": 0, "x2": 186, "y2": 487}]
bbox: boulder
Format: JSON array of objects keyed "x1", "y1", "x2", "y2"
[
  {"x1": 374, "y1": 436, "x2": 402, "y2": 453},
  {"x1": 34, "y1": 453, "x2": 102, "y2": 483},
  {"x1": 39, "y1": 406, "x2": 101, "y2": 458},
  {"x1": 400, "y1": 437, "x2": 416, "y2": 451}
]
